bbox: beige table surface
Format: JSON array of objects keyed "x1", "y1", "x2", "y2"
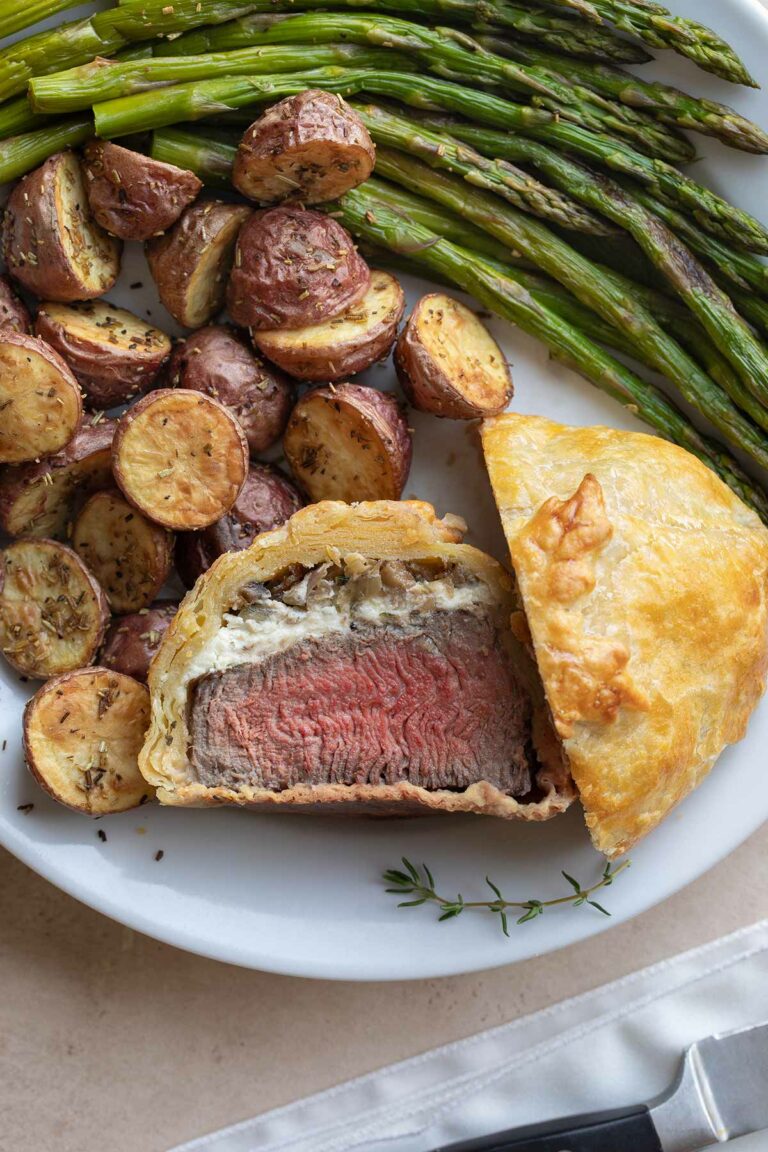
[{"x1": 0, "y1": 824, "x2": 766, "y2": 1152}]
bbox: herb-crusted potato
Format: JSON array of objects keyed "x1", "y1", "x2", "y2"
[
  {"x1": 284, "y1": 383, "x2": 412, "y2": 502},
  {"x1": 175, "y1": 462, "x2": 304, "y2": 588},
  {"x1": 35, "y1": 301, "x2": 171, "y2": 409},
  {"x1": 253, "y1": 269, "x2": 405, "y2": 381},
  {"x1": 83, "y1": 139, "x2": 202, "y2": 241},
  {"x1": 23, "y1": 668, "x2": 152, "y2": 814},
  {"x1": 112, "y1": 388, "x2": 248, "y2": 530},
  {"x1": 233, "y1": 90, "x2": 375, "y2": 205},
  {"x1": 146, "y1": 199, "x2": 252, "y2": 329},
  {"x1": 167, "y1": 325, "x2": 294, "y2": 454},
  {"x1": 2, "y1": 151, "x2": 121, "y2": 302},
  {"x1": 100, "y1": 600, "x2": 178, "y2": 683},
  {"x1": 0, "y1": 331, "x2": 83, "y2": 464},
  {"x1": 0, "y1": 275, "x2": 31, "y2": 334},
  {"x1": 395, "y1": 294, "x2": 513, "y2": 419},
  {"x1": 226, "y1": 206, "x2": 370, "y2": 330},
  {"x1": 0, "y1": 417, "x2": 115, "y2": 540},
  {"x1": 0, "y1": 538, "x2": 109, "y2": 679},
  {"x1": 72, "y1": 489, "x2": 174, "y2": 614}
]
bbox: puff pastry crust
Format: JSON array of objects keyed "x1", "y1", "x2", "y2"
[
  {"x1": 482, "y1": 413, "x2": 768, "y2": 857},
  {"x1": 139, "y1": 499, "x2": 574, "y2": 819}
]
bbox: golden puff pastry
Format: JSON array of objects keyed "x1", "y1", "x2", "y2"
[
  {"x1": 482, "y1": 413, "x2": 768, "y2": 858},
  {"x1": 140, "y1": 500, "x2": 574, "y2": 819}
]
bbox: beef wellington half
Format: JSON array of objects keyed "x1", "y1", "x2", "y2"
[{"x1": 139, "y1": 500, "x2": 574, "y2": 819}]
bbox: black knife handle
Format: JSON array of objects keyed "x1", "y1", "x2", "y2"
[{"x1": 436, "y1": 1105, "x2": 663, "y2": 1152}]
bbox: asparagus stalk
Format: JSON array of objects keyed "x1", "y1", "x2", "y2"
[
  {"x1": 0, "y1": 0, "x2": 83, "y2": 40},
  {"x1": 0, "y1": 117, "x2": 93, "y2": 185},
  {"x1": 477, "y1": 33, "x2": 768, "y2": 154},
  {"x1": 28, "y1": 14, "x2": 689, "y2": 161},
  {"x1": 150, "y1": 124, "x2": 768, "y2": 434},
  {"x1": 156, "y1": 7, "x2": 652, "y2": 65},
  {"x1": 389, "y1": 110, "x2": 768, "y2": 404},
  {"x1": 533, "y1": 0, "x2": 756, "y2": 86},
  {"x1": 0, "y1": 17, "x2": 127, "y2": 103},
  {"x1": 93, "y1": 68, "x2": 768, "y2": 254},
  {"x1": 0, "y1": 97, "x2": 47, "y2": 139},
  {"x1": 337, "y1": 186, "x2": 768, "y2": 519}
]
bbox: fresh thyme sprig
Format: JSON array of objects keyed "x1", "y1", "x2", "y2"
[{"x1": 383, "y1": 858, "x2": 631, "y2": 936}]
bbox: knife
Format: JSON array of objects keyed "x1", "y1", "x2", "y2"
[{"x1": 434, "y1": 1021, "x2": 768, "y2": 1152}]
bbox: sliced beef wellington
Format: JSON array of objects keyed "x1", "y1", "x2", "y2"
[{"x1": 140, "y1": 501, "x2": 573, "y2": 818}]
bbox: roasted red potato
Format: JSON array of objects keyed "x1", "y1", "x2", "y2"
[
  {"x1": 395, "y1": 294, "x2": 513, "y2": 419},
  {"x1": 0, "y1": 274, "x2": 31, "y2": 334},
  {"x1": 112, "y1": 388, "x2": 248, "y2": 530},
  {"x1": 146, "y1": 200, "x2": 252, "y2": 329},
  {"x1": 233, "y1": 90, "x2": 375, "y2": 205},
  {"x1": 83, "y1": 139, "x2": 202, "y2": 241},
  {"x1": 253, "y1": 269, "x2": 404, "y2": 381},
  {"x1": 100, "y1": 600, "x2": 178, "y2": 683},
  {"x1": 0, "y1": 538, "x2": 109, "y2": 679},
  {"x1": 176, "y1": 462, "x2": 304, "y2": 588},
  {"x1": 0, "y1": 331, "x2": 82, "y2": 464},
  {"x1": 2, "y1": 150, "x2": 121, "y2": 302},
  {"x1": 226, "y1": 206, "x2": 370, "y2": 330},
  {"x1": 167, "y1": 325, "x2": 294, "y2": 454},
  {"x1": 72, "y1": 489, "x2": 174, "y2": 614},
  {"x1": 23, "y1": 668, "x2": 153, "y2": 814},
  {"x1": 0, "y1": 417, "x2": 115, "y2": 540},
  {"x1": 284, "y1": 383, "x2": 411, "y2": 502},
  {"x1": 35, "y1": 301, "x2": 171, "y2": 409}
]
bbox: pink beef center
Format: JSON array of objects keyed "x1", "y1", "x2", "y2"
[{"x1": 188, "y1": 611, "x2": 534, "y2": 795}]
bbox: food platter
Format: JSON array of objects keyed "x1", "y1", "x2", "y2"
[{"x1": 1, "y1": 0, "x2": 768, "y2": 981}]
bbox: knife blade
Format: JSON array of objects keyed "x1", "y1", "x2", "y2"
[{"x1": 431, "y1": 1021, "x2": 768, "y2": 1152}]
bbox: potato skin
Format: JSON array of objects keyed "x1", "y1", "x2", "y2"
[
  {"x1": 35, "y1": 301, "x2": 171, "y2": 410},
  {"x1": 0, "y1": 275, "x2": 31, "y2": 334},
  {"x1": 253, "y1": 269, "x2": 404, "y2": 381},
  {"x1": 2, "y1": 150, "x2": 121, "y2": 302},
  {"x1": 112, "y1": 388, "x2": 249, "y2": 530},
  {"x1": 167, "y1": 325, "x2": 294, "y2": 454},
  {"x1": 23, "y1": 668, "x2": 152, "y2": 814},
  {"x1": 233, "y1": 90, "x2": 375, "y2": 205},
  {"x1": 83, "y1": 139, "x2": 202, "y2": 241},
  {"x1": 226, "y1": 206, "x2": 370, "y2": 330},
  {"x1": 283, "y1": 383, "x2": 412, "y2": 502},
  {"x1": 175, "y1": 462, "x2": 304, "y2": 588},
  {"x1": 146, "y1": 200, "x2": 252, "y2": 329},
  {"x1": 0, "y1": 417, "x2": 115, "y2": 539},
  {"x1": 395, "y1": 294, "x2": 513, "y2": 419},
  {"x1": 0, "y1": 538, "x2": 109, "y2": 679},
  {"x1": 0, "y1": 330, "x2": 83, "y2": 464},
  {"x1": 100, "y1": 600, "x2": 178, "y2": 682}
]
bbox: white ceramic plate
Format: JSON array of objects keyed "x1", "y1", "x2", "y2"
[{"x1": 1, "y1": 0, "x2": 767, "y2": 980}]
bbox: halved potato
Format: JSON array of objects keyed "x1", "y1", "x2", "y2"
[
  {"x1": 72, "y1": 489, "x2": 174, "y2": 614},
  {"x1": 167, "y1": 324, "x2": 294, "y2": 454},
  {"x1": 253, "y1": 269, "x2": 404, "y2": 381},
  {"x1": 146, "y1": 200, "x2": 252, "y2": 329},
  {"x1": 395, "y1": 294, "x2": 513, "y2": 419},
  {"x1": 2, "y1": 151, "x2": 121, "y2": 302},
  {"x1": 83, "y1": 139, "x2": 202, "y2": 241},
  {"x1": 0, "y1": 418, "x2": 116, "y2": 540},
  {"x1": 283, "y1": 383, "x2": 411, "y2": 502},
  {"x1": 175, "y1": 462, "x2": 304, "y2": 588},
  {"x1": 233, "y1": 90, "x2": 375, "y2": 205},
  {"x1": 0, "y1": 538, "x2": 109, "y2": 679},
  {"x1": 0, "y1": 331, "x2": 83, "y2": 464},
  {"x1": 100, "y1": 600, "x2": 178, "y2": 683},
  {"x1": 0, "y1": 275, "x2": 31, "y2": 334},
  {"x1": 23, "y1": 668, "x2": 152, "y2": 814},
  {"x1": 226, "y1": 206, "x2": 370, "y2": 330},
  {"x1": 35, "y1": 301, "x2": 171, "y2": 409},
  {"x1": 112, "y1": 388, "x2": 248, "y2": 530}
]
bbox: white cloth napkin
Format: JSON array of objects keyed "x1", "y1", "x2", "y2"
[{"x1": 170, "y1": 921, "x2": 768, "y2": 1152}]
